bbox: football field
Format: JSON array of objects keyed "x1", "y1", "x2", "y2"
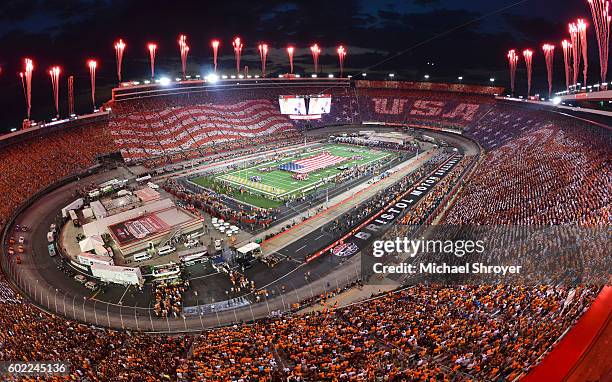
[{"x1": 191, "y1": 144, "x2": 394, "y2": 208}]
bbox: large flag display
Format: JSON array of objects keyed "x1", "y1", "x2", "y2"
[{"x1": 278, "y1": 152, "x2": 347, "y2": 174}]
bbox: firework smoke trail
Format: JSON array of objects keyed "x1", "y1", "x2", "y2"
[
  {"x1": 211, "y1": 40, "x2": 220, "y2": 73},
  {"x1": 178, "y1": 35, "x2": 189, "y2": 79},
  {"x1": 232, "y1": 37, "x2": 243, "y2": 75},
  {"x1": 569, "y1": 22, "x2": 582, "y2": 86},
  {"x1": 587, "y1": 0, "x2": 611, "y2": 82},
  {"x1": 578, "y1": 19, "x2": 588, "y2": 85},
  {"x1": 114, "y1": 39, "x2": 126, "y2": 83},
  {"x1": 287, "y1": 46, "x2": 295, "y2": 74},
  {"x1": 148, "y1": 43, "x2": 157, "y2": 79},
  {"x1": 88, "y1": 60, "x2": 97, "y2": 108},
  {"x1": 337, "y1": 46, "x2": 346, "y2": 78},
  {"x1": 542, "y1": 44, "x2": 555, "y2": 97},
  {"x1": 507, "y1": 50, "x2": 519, "y2": 94},
  {"x1": 49, "y1": 66, "x2": 61, "y2": 117},
  {"x1": 22, "y1": 58, "x2": 34, "y2": 120},
  {"x1": 19, "y1": 73, "x2": 27, "y2": 109},
  {"x1": 68, "y1": 75, "x2": 74, "y2": 116},
  {"x1": 258, "y1": 44, "x2": 268, "y2": 77},
  {"x1": 562, "y1": 40, "x2": 573, "y2": 91},
  {"x1": 523, "y1": 49, "x2": 533, "y2": 96},
  {"x1": 310, "y1": 44, "x2": 321, "y2": 73}
]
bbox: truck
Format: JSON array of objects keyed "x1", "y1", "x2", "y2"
[
  {"x1": 90, "y1": 263, "x2": 144, "y2": 286},
  {"x1": 77, "y1": 252, "x2": 114, "y2": 267}
]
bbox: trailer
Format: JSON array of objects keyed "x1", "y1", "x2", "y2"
[
  {"x1": 90, "y1": 263, "x2": 144, "y2": 286},
  {"x1": 77, "y1": 252, "x2": 114, "y2": 267}
]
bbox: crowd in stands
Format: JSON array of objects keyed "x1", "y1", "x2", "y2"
[
  {"x1": 153, "y1": 282, "x2": 186, "y2": 318},
  {"x1": 0, "y1": 88, "x2": 609, "y2": 381},
  {"x1": 109, "y1": 100, "x2": 301, "y2": 162},
  {"x1": 0, "y1": 272, "x2": 599, "y2": 381},
  {"x1": 400, "y1": 156, "x2": 472, "y2": 227},
  {"x1": 175, "y1": 284, "x2": 597, "y2": 381},
  {"x1": 0, "y1": 123, "x2": 117, "y2": 229},
  {"x1": 445, "y1": 122, "x2": 611, "y2": 225},
  {"x1": 0, "y1": 276, "x2": 192, "y2": 381},
  {"x1": 356, "y1": 88, "x2": 495, "y2": 128},
  {"x1": 463, "y1": 102, "x2": 553, "y2": 149}
]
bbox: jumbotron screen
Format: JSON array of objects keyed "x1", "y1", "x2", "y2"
[
  {"x1": 278, "y1": 95, "x2": 307, "y2": 116},
  {"x1": 308, "y1": 95, "x2": 332, "y2": 114},
  {"x1": 279, "y1": 94, "x2": 332, "y2": 119}
]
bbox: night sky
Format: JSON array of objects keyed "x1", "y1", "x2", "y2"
[{"x1": 0, "y1": 0, "x2": 595, "y2": 131}]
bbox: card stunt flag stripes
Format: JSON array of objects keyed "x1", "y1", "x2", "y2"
[{"x1": 278, "y1": 152, "x2": 347, "y2": 174}]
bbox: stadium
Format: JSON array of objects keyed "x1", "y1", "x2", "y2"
[{"x1": 0, "y1": 1, "x2": 611, "y2": 382}]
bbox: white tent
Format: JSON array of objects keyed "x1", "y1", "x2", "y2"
[
  {"x1": 61, "y1": 198, "x2": 84, "y2": 218},
  {"x1": 90, "y1": 200, "x2": 107, "y2": 220},
  {"x1": 82, "y1": 207, "x2": 94, "y2": 219},
  {"x1": 79, "y1": 235, "x2": 108, "y2": 256},
  {"x1": 237, "y1": 242, "x2": 261, "y2": 256}
]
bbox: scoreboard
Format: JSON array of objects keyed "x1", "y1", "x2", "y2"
[{"x1": 279, "y1": 94, "x2": 332, "y2": 119}]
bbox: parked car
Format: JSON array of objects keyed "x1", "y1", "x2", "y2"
[
  {"x1": 74, "y1": 274, "x2": 87, "y2": 284},
  {"x1": 85, "y1": 281, "x2": 98, "y2": 291},
  {"x1": 184, "y1": 239, "x2": 199, "y2": 248},
  {"x1": 7, "y1": 247, "x2": 14, "y2": 256},
  {"x1": 16, "y1": 256, "x2": 22, "y2": 264},
  {"x1": 17, "y1": 245, "x2": 25, "y2": 254},
  {"x1": 18, "y1": 236, "x2": 25, "y2": 244}
]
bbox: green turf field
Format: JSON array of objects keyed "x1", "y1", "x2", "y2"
[{"x1": 191, "y1": 144, "x2": 394, "y2": 209}]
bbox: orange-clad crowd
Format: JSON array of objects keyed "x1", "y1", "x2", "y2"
[
  {"x1": 0, "y1": 279, "x2": 597, "y2": 381},
  {"x1": 0, "y1": 123, "x2": 117, "y2": 228}
]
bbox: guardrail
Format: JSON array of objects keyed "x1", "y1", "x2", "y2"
[{"x1": 0, "y1": 165, "x2": 365, "y2": 332}]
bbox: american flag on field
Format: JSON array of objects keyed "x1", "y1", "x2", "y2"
[{"x1": 278, "y1": 152, "x2": 347, "y2": 174}]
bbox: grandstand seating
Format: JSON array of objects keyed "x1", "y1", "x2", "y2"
[
  {"x1": 357, "y1": 88, "x2": 495, "y2": 128},
  {"x1": 463, "y1": 102, "x2": 554, "y2": 149},
  {"x1": 109, "y1": 99, "x2": 298, "y2": 160},
  {"x1": 0, "y1": 122, "x2": 117, "y2": 227},
  {"x1": 446, "y1": 120, "x2": 611, "y2": 225},
  {"x1": 0, "y1": 86, "x2": 609, "y2": 381}
]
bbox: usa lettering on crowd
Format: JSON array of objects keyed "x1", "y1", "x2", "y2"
[{"x1": 372, "y1": 98, "x2": 481, "y2": 121}]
